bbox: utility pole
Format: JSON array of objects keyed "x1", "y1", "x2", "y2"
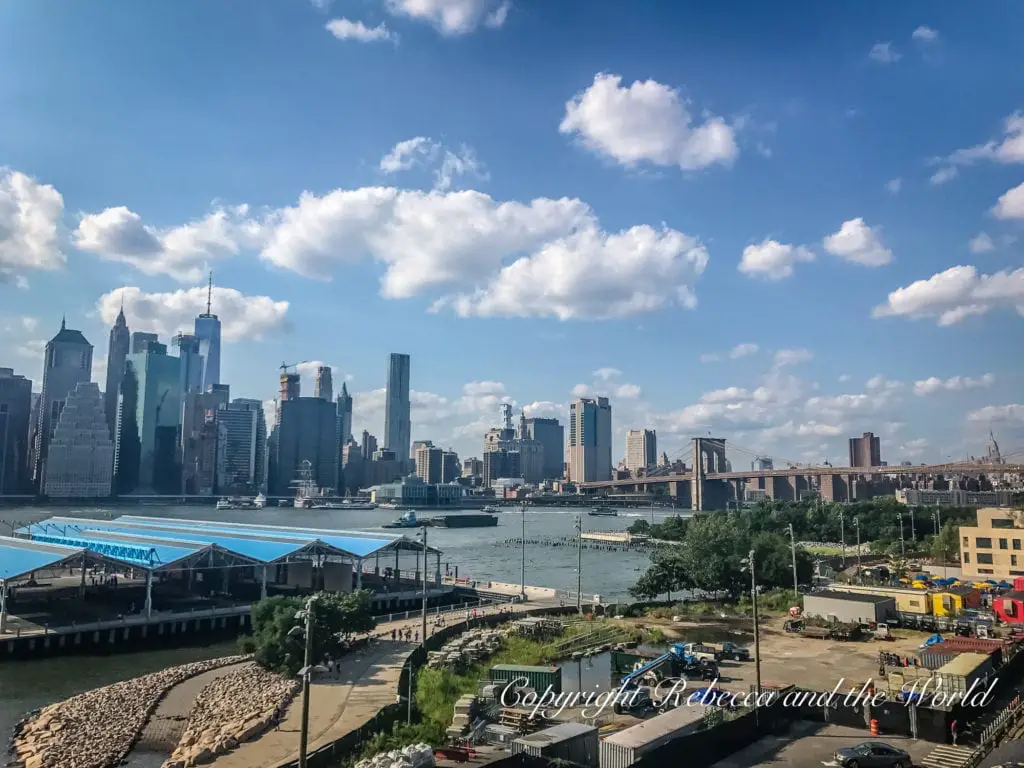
[
  {"x1": 746, "y1": 548, "x2": 762, "y2": 726},
  {"x1": 787, "y1": 523, "x2": 798, "y2": 599},
  {"x1": 406, "y1": 662, "x2": 414, "y2": 724},
  {"x1": 839, "y1": 509, "x2": 846, "y2": 567},
  {"x1": 854, "y1": 517, "x2": 861, "y2": 584},
  {"x1": 909, "y1": 507, "x2": 916, "y2": 544},
  {"x1": 576, "y1": 515, "x2": 583, "y2": 614},
  {"x1": 896, "y1": 512, "x2": 905, "y2": 559}
]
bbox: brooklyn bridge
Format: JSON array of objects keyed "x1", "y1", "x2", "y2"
[{"x1": 578, "y1": 437, "x2": 1024, "y2": 511}]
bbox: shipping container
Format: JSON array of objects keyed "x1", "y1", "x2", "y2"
[
  {"x1": 933, "y1": 652, "x2": 995, "y2": 696},
  {"x1": 513, "y1": 722, "x2": 599, "y2": 767},
  {"x1": 936, "y1": 638, "x2": 1007, "y2": 666},
  {"x1": 916, "y1": 650, "x2": 961, "y2": 670},
  {"x1": 830, "y1": 584, "x2": 934, "y2": 615},
  {"x1": 490, "y1": 664, "x2": 563, "y2": 695},
  {"x1": 598, "y1": 704, "x2": 710, "y2": 768}
]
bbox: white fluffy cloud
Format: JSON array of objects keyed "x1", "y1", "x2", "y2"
[
  {"x1": 738, "y1": 239, "x2": 814, "y2": 280},
  {"x1": 74, "y1": 204, "x2": 262, "y2": 282},
  {"x1": 379, "y1": 137, "x2": 486, "y2": 191},
  {"x1": 993, "y1": 181, "x2": 1024, "y2": 220},
  {"x1": 869, "y1": 42, "x2": 901, "y2": 63},
  {"x1": 773, "y1": 348, "x2": 813, "y2": 367},
  {"x1": 967, "y1": 404, "x2": 1024, "y2": 424},
  {"x1": 384, "y1": 0, "x2": 509, "y2": 35},
  {"x1": 0, "y1": 169, "x2": 66, "y2": 284},
  {"x1": 96, "y1": 285, "x2": 290, "y2": 341},
  {"x1": 873, "y1": 265, "x2": 1024, "y2": 325},
  {"x1": 700, "y1": 343, "x2": 760, "y2": 363},
  {"x1": 325, "y1": 18, "x2": 397, "y2": 43},
  {"x1": 436, "y1": 224, "x2": 709, "y2": 320},
  {"x1": 823, "y1": 218, "x2": 892, "y2": 267},
  {"x1": 969, "y1": 232, "x2": 995, "y2": 254},
  {"x1": 593, "y1": 367, "x2": 621, "y2": 381},
  {"x1": 913, "y1": 373, "x2": 995, "y2": 396},
  {"x1": 931, "y1": 112, "x2": 1024, "y2": 184},
  {"x1": 886, "y1": 178, "x2": 902, "y2": 194},
  {"x1": 559, "y1": 73, "x2": 738, "y2": 172},
  {"x1": 912, "y1": 26, "x2": 939, "y2": 43}
]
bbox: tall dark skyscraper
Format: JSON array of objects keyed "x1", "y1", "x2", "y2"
[
  {"x1": 314, "y1": 366, "x2": 333, "y2": 401},
  {"x1": 130, "y1": 332, "x2": 159, "y2": 354},
  {"x1": 33, "y1": 318, "x2": 94, "y2": 490},
  {"x1": 525, "y1": 417, "x2": 565, "y2": 479},
  {"x1": 104, "y1": 304, "x2": 130, "y2": 439},
  {"x1": 849, "y1": 432, "x2": 882, "y2": 469},
  {"x1": 271, "y1": 397, "x2": 338, "y2": 495},
  {"x1": 194, "y1": 273, "x2": 222, "y2": 392},
  {"x1": 0, "y1": 368, "x2": 33, "y2": 494},
  {"x1": 336, "y1": 382, "x2": 353, "y2": 444},
  {"x1": 384, "y1": 353, "x2": 411, "y2": 465}
]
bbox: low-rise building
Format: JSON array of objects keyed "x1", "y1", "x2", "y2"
[
  {"x1": 371, "y1": 476, "x2": 463, "y2": 507},
  {"x1": 931, "y1": 586, "x2": 982, "y2": 617},
  {"x1": 959, "y1": 507, "x2": 1024, "y2": 580},
  {"x1": 897, "y1": 488, "x2": 1012, "y2": 507},
  {"x1": 802, "y1": 590, "x2": 896, "y2": 624}
]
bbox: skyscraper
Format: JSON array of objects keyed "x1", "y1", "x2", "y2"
[
  {"x1": 43, "y1": 382, "x2": 114, "y2": 498},
  {"x1": 0, "y1": 368, "x2": 33, "y2": 494},
  {"x1": 194, "y1": 273, "x2": 222, "y2": 392},
  {"x1": 218, "y1": 399, "x2": 267, "y2": 493},
  {"x1": 384, "y1": 353, "x2": 411, "y2": 465},
  {"x1": 848, "y1": 432, "x2": 881, "y2": 469},
  {"x1": 130, "y1": 332, "x2": 160, "y2": 354},
  {"x1": 181, "y1": 387, "x2": 230, "y2": 494},
  {"x1": 524, "y1": 417, "x2": 564, "y2": 479},
  {"x1": 415, "y1": 444, "x2": 444, "y2": 484},
  {"x1": 625, "y1": 428, "x2": 657, "y2": 472},
  {"x1": 33, "y1": 318, "x2": 94, "y2": 490},
  {"x1": 567, "y1": 397, "x2": 612, "y2": 483},
  {"x1": 118, "y1": 345, "x2": 183, "y2": 494},
  {"x1": 272, "y1": 397, "x2": 338, "y2": 495},
  {"x1": 173, "y1": 333, "x2": 204, "y2": 395},
  {"x1": 104, "y1": 304, "x2": 130, "y2": 439},
  {"x1": 336, "y1": 381, "x2": 353, "y2": 455},
  {"x1": 314, "y1": 366, "x2": 333, "y2": 401}
]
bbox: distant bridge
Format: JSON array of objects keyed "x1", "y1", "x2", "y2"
[{"x1": 577, "y1": 438, "x2": 1022, "y2": 510}]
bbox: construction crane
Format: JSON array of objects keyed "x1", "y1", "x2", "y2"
[{"x1": 279, "y1": 361, "x2": 308, "y2": 373}]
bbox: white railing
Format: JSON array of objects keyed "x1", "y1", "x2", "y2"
[{"x1": 2, "y1": 604, "x2": 251, "y2": 639}]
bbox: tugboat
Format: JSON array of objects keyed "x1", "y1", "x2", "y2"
[
  {"x1": 587, "y1": 507, "x2": 618, "y2": 517},
  {"x1": 383, "y1": 510, "x2": 424, "y2": 529}
]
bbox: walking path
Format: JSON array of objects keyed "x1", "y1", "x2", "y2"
[
  {"x1": 208, "y1": 597, "x2": 562, "y2": 768},
  {"x1": 134, "y1": 662, "x2": 251, "y2": 752}
]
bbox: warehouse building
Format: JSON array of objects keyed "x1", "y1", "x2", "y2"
[{"x1": 802, "y1": 590, "x2": 896, "y2": 625}]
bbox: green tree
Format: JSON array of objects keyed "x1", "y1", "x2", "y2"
[
  {"x1": 627, "y1": 519, "x2": 651, "y2": 536},
  {"x1": 242, "y1": 590, "x2": 376, "y2": 675},
  {"x1": 930, "y1": 521, "x2": 961, "y2": 565},
  {"x1": 629, "y1": 547, "x2": 689, "y2": 601}
]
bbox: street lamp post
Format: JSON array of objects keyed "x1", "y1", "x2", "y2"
[
  {"x1": 839, "y1": 509, "x2": 846, "y2": 568},
  {"x1": 575, "y1": 516, "x2": 583, "y2": 614},
  {"x1": 520, "y1": 501, "x2": 527, "y2": 599},
  {"x1": 417, "y1": 528, "x2": 428, "y2": 643},
  {"x1": 290, "y1": 595, "x2": 323, "y2": 768},
  {"x1": 909, "y1": 507, "x2": 916, "y2": 544},
  {"x1": 787, "y1": 523, "x2": 798, "y2": 600},
  {"x1": 896, "y1": 512, "x2": 905, "y2": 559}
]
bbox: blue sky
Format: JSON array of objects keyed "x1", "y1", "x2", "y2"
[{"x1": 1, "y1": 0, "x2": 1022, "y2": 467}]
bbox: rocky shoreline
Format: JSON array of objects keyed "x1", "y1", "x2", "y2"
[
  {"x1": 9, "y1": 655, "x2": 250, "y2": 768},
  {"x1": 162, "y1": 662, "x2": 299, "y2": 768}
]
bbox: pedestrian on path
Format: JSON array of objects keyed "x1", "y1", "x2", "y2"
[
  {"x1": 951, "y1": 720, "x2": 958, "y2": 746},
  {"x1": 391, "y1": 628, "x2": 396, "y2": 641}
]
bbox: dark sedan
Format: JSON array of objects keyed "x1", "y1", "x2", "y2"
[{"x1": 833, "y1": 741, "x2": 912, "y2": 768}]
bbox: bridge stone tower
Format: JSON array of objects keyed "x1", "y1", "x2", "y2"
[{"x1": 692, "y1": 437, "x2": 728, "y2": 511}]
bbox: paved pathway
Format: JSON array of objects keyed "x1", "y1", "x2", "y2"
[
  {"x1": 208, "y1": 598, "x2": 561, "y2": 768},
  {"x1": 134, "y1": 662, "x2": 251, "y2": 752}
]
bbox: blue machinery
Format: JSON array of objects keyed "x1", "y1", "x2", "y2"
[{"x1": 620, "y1": 643, "x2": 694, "y2": 689}]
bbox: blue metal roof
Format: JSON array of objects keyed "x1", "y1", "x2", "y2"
[
  {"x1": 0, "y1": 536, "x2": 86, "y2": 581},
  {"x1": 25, "y1": 531, "x2": 202, "y2": 570},
  {"x1": 119, "y1": 515, "x2": 441, "y2": 556}
]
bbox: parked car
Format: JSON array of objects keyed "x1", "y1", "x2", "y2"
[
  {"x1": 719, "y1": 642, "x2": 751, "y2": 661},
  {"x1": 833, "y1": 741, "x2": 912, "y2": 768}
]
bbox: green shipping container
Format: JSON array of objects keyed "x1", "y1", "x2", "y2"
[{"x1": 490, "y1": 664, "x2": 563, "y2": 695}]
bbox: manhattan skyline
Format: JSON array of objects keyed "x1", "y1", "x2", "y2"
[{"x1": 0, "y1": 1, "x2": 1021, "y2": 466}]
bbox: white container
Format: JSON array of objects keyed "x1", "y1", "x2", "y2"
[{"x1": 598, "y1": 705, "x2": 710, "y2": 768}]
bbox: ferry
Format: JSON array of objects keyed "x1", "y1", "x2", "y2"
[
  {"x1": 383, "y1": 510, "x2": 424, "y2": 529},
  {"x1": 311, "y1": 499, "x2": 378, "y2": 511},
  {"x1": 587, "y1": 507, "x2": 619, "y2": 517},
  {"x1": 482, "y1": 505, "x2": 502, "y2": 514}
]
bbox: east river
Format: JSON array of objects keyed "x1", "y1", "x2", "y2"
[{"x1": 0, "y1": 503, "x2": 682, "y2": 739}]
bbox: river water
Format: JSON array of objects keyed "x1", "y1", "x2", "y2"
[{"x1": 1, "y1": 503, "x2": 684, "y2": 743}]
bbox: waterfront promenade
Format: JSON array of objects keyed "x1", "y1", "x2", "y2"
[{"x1": 206, "y1": 595, "x2": 562, "y2": 768}]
